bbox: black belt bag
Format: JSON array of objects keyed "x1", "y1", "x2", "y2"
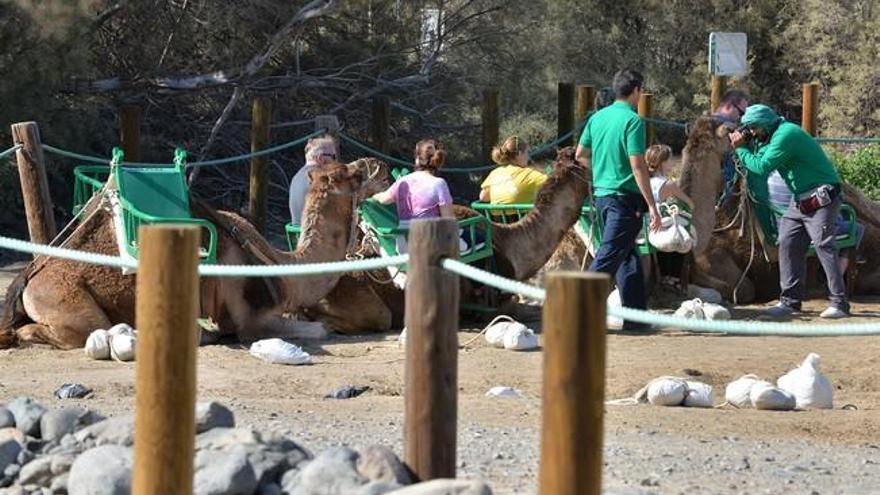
[{"x1": 797, "y1": 184, "x2": 840, "y2": 214}]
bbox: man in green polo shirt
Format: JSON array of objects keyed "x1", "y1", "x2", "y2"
[
  {"x1": 730, "y1": 104, "x2": 848, "y2": 319},
  {"x1": 575, "y1": 69, "x2": 661, "y2": 328}
]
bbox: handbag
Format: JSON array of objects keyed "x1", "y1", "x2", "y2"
[{"x1": 648, "y1": 203, "x2": 697, "y2": 253}]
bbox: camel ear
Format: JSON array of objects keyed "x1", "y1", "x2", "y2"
[{"x1": 716, "y1": 124, "x2": 731, "y2": 138}]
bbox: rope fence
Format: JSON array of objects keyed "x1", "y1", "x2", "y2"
[
  {"x1": 2, "y1": 231, "x2": 879, "y2": 337},
  {"x1": 0, "y1": 144, "x2": 22, "y2": 160}
]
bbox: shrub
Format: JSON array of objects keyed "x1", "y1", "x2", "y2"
[{"x1": 830, "y1": 144, "x2": 880, "y2": 201}]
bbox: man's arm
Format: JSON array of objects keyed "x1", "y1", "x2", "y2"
[
  {"x1": 630, "y1": 155, "x2": 661, "y2": 231},
  {"x1": 730, "y1": 132, "x2": 785, "y2": 175},
  {"x1": 575, "y1": 145, "x2": 592, "y2": 169}
]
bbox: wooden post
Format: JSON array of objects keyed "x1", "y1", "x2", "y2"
[
  {"x1": 249, "y1": 96, "x2": 272, "y2": 233},
  {"x1": 576, "y1": 84, "x2": 596, "y2": 129},
  {"x1": 481, "y1": 88, "x2": 500, "y2": 163},
  {"x1": 371, "y1": 96, "x2": 391, "y2": 154},
  {"x1": 539, "y1": 272, "x2": 609, "y2": 495},
  {"x1": 710, "y1": 75, "x2": 727, "y2": 114},
  {"x1": 802, "y1": 82, "x2": 820, "y2": 136},
  {"x1": 11, "y1": 122, "x2": 56, "y2": 248},
  {"x1": 638, "y1": 93, "x2": 656, "y2": 146},
  {"x1": 133, "y1": 225, "x2": 201, "y2": 495},
  {"x1": 119, "y1": 105, "x2": 143, "y2": 162},
  {"x1": 557, "y1": 82, "x2": 575, "y2": 145},
  {"x1": 404, "y1": 218, "x2": 459, "y2": 481}
]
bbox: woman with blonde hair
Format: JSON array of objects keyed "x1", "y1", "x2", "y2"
[
  {"x1": 479, "y1": 136, "x2": 547, "y2": 208},
  {"x1": 646, "y1": 144, "x2": 694, "y2": 209}
]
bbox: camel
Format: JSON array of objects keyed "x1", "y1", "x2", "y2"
[
  {"x1": 0, "y1": 160, "x2": 388, "y2": 350},
  {"x1": 308, "y1": 148, "x2": 592, "y2": 333},
  {"x1": 679, "y1": 116, "x2": 880, "y2": 302}
]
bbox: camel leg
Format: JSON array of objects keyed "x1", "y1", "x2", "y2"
[
  {"x1": 693, "y1": 251, "x2": 756, "y2": 303},
  {"x1": 244, "y1": 312, "x2": 329, "y2": 342},
  {"x1": 306, "y1": 276, "x2": 393, "y2": 334},
  {"x1": 20, "y1": 283, "x2": 111, "y2": 350}
]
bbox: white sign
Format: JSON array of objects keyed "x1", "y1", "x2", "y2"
[{"x1": 709, "y1": 32, "x2": 748, "y2": 76}]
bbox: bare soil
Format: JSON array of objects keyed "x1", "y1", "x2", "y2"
[{"x1": 1, "y1": 262, "x2": 879, "y2": 494}]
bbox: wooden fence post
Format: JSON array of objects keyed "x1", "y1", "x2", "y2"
[
  {"x1": 638, "y1": 93, "x2": 656, "y2": 146},
  {"x1": 557, "y1": 82, "x2": 575, "y2": 145},
  {"x1": 710, "y1": 75, "x2": 727, "y2": 114},
  {"x1": 11, "y1": 122, "x2": 56, "y2": 248},
  {"x1": 539, "y1": 272, "x2": 609, "y2": 495},
  {"x1": 576, "y1": 84, "x2": 596, "y2": 133},
  {"x1": 404, "y1": 218, "x2": 459, "y2": 481},
  {"x1": 802, "y1": 82, "x2": 820, "y2": 137},
  {"x1": 120, "y1": 104, "x2": 143, "y2": 162},
  {"x1": 481, "y1": 88, "x2": 500, "y2": 163},
  {"x1": 371, "y1": 96, "x2": 391, "y2": 154},
  {"x1": 133, "y1": 225, "x2": 200, "y2": 495},
  {"x1": 249, "y1": 96, "x2": 272, "y2": 233}
]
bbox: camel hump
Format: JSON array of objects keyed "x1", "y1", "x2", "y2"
[{"x1": 0, "y1": 265, "x2": 33, "y2": 348}]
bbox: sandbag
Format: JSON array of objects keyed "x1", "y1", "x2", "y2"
[
  {"x1": 108, "y1": 323, "x2": 136, "y2": 338},
  {"x1": 686, "y1": 284, "x2": 723, "y2": 304},
  {"x1": 673, "y1": 298, "x2": 730, "y2": 320},
  {"x1": 750, "y1": 382, "x2": 796, "y2": 411},
  {"x1": 725, "y1": 374, "x2": 765, "y2": 408},
  {"x1": 249, "y1": 338, "x2": 313, "y2": 365},
  {"x1": 646, "y1": 377, "x2": 687, "y2": 406},
  {"x1": 777, "y1": 353, "x2": 833, "y2": 410},
  {"x1": 109, "y1": 334, "x2": 136, "y2": 362},
  {"x1": 683, "y1": 381, "x2": 715, "y2": 408},
  {"x1": 502, "y1": 325, "x2": 538, "y2": 350},
  {"x1": 84, "y1": 330, "x2": 111, "y2": 360},
  {"x1": 607, "y1": 288, "x2": 623, "y2": 328},
  {"x1": 648, "y1": 204, "x2": 697, "y2": 253}
]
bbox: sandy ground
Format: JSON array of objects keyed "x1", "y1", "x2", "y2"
[{"x1": 1, "y1": 263, "x2": 880, "y2": 494}]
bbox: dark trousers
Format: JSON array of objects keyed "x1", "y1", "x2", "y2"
[{"x1": 588, "y1": 194, "x2": 647, "y2": 325}]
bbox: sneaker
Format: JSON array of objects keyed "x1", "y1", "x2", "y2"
[
  {"x1": 763, "y1": 303, "x2": 799, "y2": 318},
  {"x1": 820, "y1": 306, "x2": 849, "y2": 319}
]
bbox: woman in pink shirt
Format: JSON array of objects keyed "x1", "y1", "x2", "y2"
[{"x1": 372, "y1": 139, "x2": 454, "y2": 220}]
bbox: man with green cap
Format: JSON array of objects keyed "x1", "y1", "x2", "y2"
[{"x1": 729, "y1": 104, "x2": 848, "y2": 319}]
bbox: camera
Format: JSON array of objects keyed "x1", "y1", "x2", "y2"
[{"x1": 737, "y1": 125, "x2": 754, "y2": 141}]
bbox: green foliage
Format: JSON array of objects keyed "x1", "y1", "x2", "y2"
[{"x1": 831, "y1": 144, "x2": 880, "y2": 201}]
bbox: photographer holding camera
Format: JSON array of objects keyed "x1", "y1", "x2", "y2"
[{"x1": 729, "y1": 104, "x2": 848, "y2": 319}]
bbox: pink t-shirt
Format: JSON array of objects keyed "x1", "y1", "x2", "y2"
[{"x1": 386, "y1": 172, "x2": 453, "y2": 221}]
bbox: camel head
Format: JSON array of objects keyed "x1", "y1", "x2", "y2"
[
  {"x1": 679, "y1": 116, "x2": 732, "y2": 255},
  {"x1": 347, "y1": 157, "x2": 392, "y2": 198}
]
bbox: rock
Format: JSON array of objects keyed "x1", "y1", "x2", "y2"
[
  {"x1": 0, "y1": 430, "x2": 24, "y2": 447},
  {"x1": 193, "y1": 447, "x2": 257, "y2": 495},
  {"x1": 196, "y1": 428, "x2": 261, "y2": 451},
  {"x1": 50, "y1": 472, "x2": 69, "y2": 494},
  {"x1": 6, "y1": 398, "x2": 46, "y2": 438},
  {"x1": 245, "y1": 449, "x2": 291, "y2": 486},
  {"x1": 16, "y1": 449, "x2": 33, "y2": 466},
  {"x1": 0, "y1": 410, "x2": 14, "y2": 429},
  {"x1": 40, "y1": 409, "x2": 103, "y2": 443},
  {"x1": 195, "y1": 402, "x2": 235, "y2": 434},
  {"x1": 53, "y1": 384, "x2": 92, "y2": 400},
  {"x1": 67, "y1": 446, "x2": 132, "y2": 495},
  {"x1": 50, "y1": 453, "x2": 76, "y2": 475},
  {"x1": 356, "y1": 445, "x2": 412, "y2": 485},
  {"x1": 354, "y1": 481, "x2": 404, "y2": 495},
  {"x1": 73, "y1": 416, "x2": 134, "y2": 447},
  {"x1": 0, "y1": 485, "x2": 25, "y2": 495},
  {"x1": 3, "y1": 463, "x2": 19, "y2": 478},
  {"x1": 257, "y1": 483, "x2": 283, "y2": 495},
  {"x1": 385, "y1": 479, "x2": 492, "y2": 495},
  {"x1": 283, "y1": 447, "x2": 367, "y2": 495},
  {"x1": 18, "y1": 456, "x2": 53, "y2": 486}
]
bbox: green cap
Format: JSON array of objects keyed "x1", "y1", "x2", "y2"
[{"x1": 740, "y1": 104, "x2": 782, "y2": 130}]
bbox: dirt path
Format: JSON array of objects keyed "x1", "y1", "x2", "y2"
[{"x1": 1, "y1": 262, "x2": 879, "y2": 493}]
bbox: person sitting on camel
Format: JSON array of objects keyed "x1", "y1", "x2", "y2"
[
  {"x1": 479, "y1": 136, "x2": 547, "y2": 219},
  {"x1": 289, "y1": 136, "x2": 339, "y2": 226}
]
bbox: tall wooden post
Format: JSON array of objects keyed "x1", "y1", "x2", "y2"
[
  {"x1": 481, "y1": 88, "x2": 500, "y2": 163},
  {"x1": 710, "y1": 75, "x2": 727, "y2": 114},
  {"x1": 404, "y1": 218, "x2": 459, "y2": 481},
  {"x1": 638, "y1": 93, "x2": 656, "y2": 146},
  {"x1": 249, "y1": 96, "x2": 272, "y2": 233},
  {"x1": 802, "y1": 82, "x2": 820, "y2": 136},
  {"x1": 557, "y1": 82, "x2": 575, "y2": 145},
  {"x1": 371, "y1": 96, "x2": 391, "y2": 154},
  {"x1": 576, "y1": 84, "x2": 596, "y2": 130},
  {"x1": 133, "y1": 225, "x2": 200, "y2": 495},
  {"x1": 119, "y1": 105, "x2": 143, "y2": 162},
  {"x1": 539, "y1": 272, "x2": 609, "y2": 495},
  {"x1": 11, "y1": 122, "x2": 56, "y2": 248}
]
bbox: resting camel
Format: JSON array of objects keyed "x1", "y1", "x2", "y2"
[
  {"x1": 679, "y1": 117, "x2": 880, "y2": 302},
  {"x1": 308, "y1": 148, "x2": 592, "y2": 333},
  {"x1": 0, "y1": 160, "x2": 387, "y2": 349}
]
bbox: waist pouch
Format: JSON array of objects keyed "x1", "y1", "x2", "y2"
[{"x1": 797, "y1": 184, "x2": 840, "y2": 214}]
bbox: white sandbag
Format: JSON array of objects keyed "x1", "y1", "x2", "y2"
[
  {"x1": 107, "y1": 323, "x2": 136, "y2": 337},
  {"x1": 84, "y1": 329, "x2": 111, "y2": 360},
  {"x1": 502, "y1": 325, "x2": 538, "y2": 351},
  {"x1": 683, "y1": 381, "x2": 715, "y2": 408},
  {"x1": 648, "y1": 205, "x2": 697, "y2": 253},
  {"x1": 646, "y1": 377, "x2": 687, "y2": 406},
  {"x1": 484, "y1": 317, "x2": 518, "y2": 347},
  {"x1": 250, "y1": 338, "x2": 312, "y2": 365},
  {"x1": 749, "y1": 382, "x2": 796, "y2": 411},
  {"x1": 725, "y1": 374, "x2": 765, "y2": 408},
  {"x1": 703, "y1": 302, "x2": 731, "y2": 320},
  {"x1": 607, "y1": 288, "x2": 623, "y2": 328},
  {"x1": 109, "y1": 334, "x2": 136, "y2": 362},
  {"x1": 777, "y1": 353, "x2": 833, "y2": 410},
  {"x1": 485, "y1": 386, "x2": 522, "y2": 398},
  {"x1": 687, "y1": 284, "x2": 723, "y2": 304},
  {"x1": 674, "y1": 298, "x2": 730, "y2": 320},
  {"x1": 398, "y1": 327, "x2": 407, "y2": 348}
]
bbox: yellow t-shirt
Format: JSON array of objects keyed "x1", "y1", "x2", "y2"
[{"x1": 480, "y1": 165, "x2": 548, "y2": 215}]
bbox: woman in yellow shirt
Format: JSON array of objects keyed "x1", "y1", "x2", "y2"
[{"x1": 479, "y1": 136, "x2": 548, "y2": 214}]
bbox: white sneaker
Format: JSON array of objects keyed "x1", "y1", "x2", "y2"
[{"x1": 820, "y1": 307, "x2": 849, "y2": 319}]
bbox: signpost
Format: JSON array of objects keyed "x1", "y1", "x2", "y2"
[{"x1": 708, "y1": 32, "x2": 748, "y2": 113}]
